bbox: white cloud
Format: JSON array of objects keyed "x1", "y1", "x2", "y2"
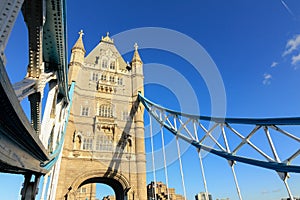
[
  {"x1": 270, "y1": 61, "x2": 278, "y2": 67},
  {"x1": 291, "y1": 53, "x2": 300, "y2": 65},
  {"x1": 282, "y1": 34, "x2": 300, "y2": 56},
  {"x1": 263, "y1": 73, "x2": 272, "y2": 85}
]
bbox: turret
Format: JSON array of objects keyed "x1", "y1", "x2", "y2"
[
  {"x1": 131, "y1": 43, "x2": 143, "y2": 95},
  {"x1": 131, "y1": 43, "x2": 147, "y2": 200},
  {"x1": 131, "y1": 43, "x2": 143, "y2": 72},
  {"x1": 68, "y1": 30, "x2": 86, "y2": 84}
]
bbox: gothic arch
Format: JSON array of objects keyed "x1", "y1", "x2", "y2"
[{"x1": 67, "y1": 169, "x2": 131, "y2": 200}]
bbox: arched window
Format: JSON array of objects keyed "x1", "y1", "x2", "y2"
[
  {"x1": 83, "y1": 137, "x2": 93, "y2": 150},
  {"x1": 101, "y1": 74, "x2": 106, "y2": 81},
  {"x1": 109, "y1": 76, "x2": 115, "y2": 83},
  {"x1": 81, "y1": 106, "x2": 89, "y2": 116},
  {"x1": 95, "y1": 135, "x2": 113, "y2": 151},
  {"x1": 109, "y1": 61, "x2": 115, "y2": 70},
  {"x1": 91, "y1": 72, "x2": 99, "y2": 81},
  {"x1": 99, "y1": 104, "x2": 114, "y2": 118},
  {"x1": 117, "y1": 77, "x2": 123, "y2": 85},
  {"x1": 102, "y1": 59, "x2": 108, "y2": 69}
]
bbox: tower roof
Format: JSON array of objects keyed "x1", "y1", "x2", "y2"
[
  {"x1": 131, "y1": 43, "x2": 142, "y2": 64},
  {"x1": 84, "y1": 32, "x2": 127, "y2": 70},
  {"x1": 101, "y1": 32, "x2": 114, "y2": 44},
  {"x1": 72, "y1": 30, "x2": 86, "y2": 53}
]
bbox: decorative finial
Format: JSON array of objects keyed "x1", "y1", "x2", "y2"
[
  {"x1": 79, "y1": 29, "x2": 84, "y2": 37},
  {"x1": 106, "y1": 32, "x2": 110, "y2": 37},
  {"x1": 134, "y1": 43, "x2": 138, "y2": 51}
]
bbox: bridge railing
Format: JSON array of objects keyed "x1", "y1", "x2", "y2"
[{"x1": 139, "y1": 92, "x2": 300, "y2": 200}]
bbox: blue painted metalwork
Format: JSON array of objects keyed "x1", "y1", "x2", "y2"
[
  {"x1": 0, "y1": 0, "x2": 69, "y2": 174},
  {"x1": 138, "y1": 93, "x2": 300, "y2": 126},
  {"x1": 138, "y1": 93, "x2": 300, "y2": 173},
  {"x1": 41, "y1": 82, "x2": 76, "y2": 170},
  {"x1": 0, "y1": 56, "x2": 48, "y2": 174},
  {"x1": 43, "y1": 0, "x2": 69, "y2": 99}
]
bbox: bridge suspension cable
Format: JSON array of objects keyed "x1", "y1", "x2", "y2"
[
  {"x1": 194, "y1": 122, "x2": 209, "y2": 200},
  {"x1": 139, "y1": 92, "x2": 300, "y2": 200},
  {"x1": 176, "y1": 136, "x2": 187, "y2": 200},
  {"x1": 159, "y1": 113, "x2": 171, "y2": 200},
  {"x1": 149, "y1": 113, "x2": 158, "y2": 200}
]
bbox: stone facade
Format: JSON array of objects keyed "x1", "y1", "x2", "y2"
[
  {"x1": 55, "y1": 31, "x2": 146, "y2": 200},
  {"x1": 195, "y1": 192, "x2": 213, "y2": 200},
  {"x1": 76, "y1": 184, "x2": 97, "y2": 200},
  {"x1": 147, "y1": 181, "x2": 185, "y2": 200}
]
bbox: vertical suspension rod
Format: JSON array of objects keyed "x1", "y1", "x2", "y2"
[
  {"x1": 149, "y1": 113, "x2": 157, "y2": 200},
  {"x1": 230, "y1": 164, "x2": 243, "y2": 200},
  {"x1": 176, "y1": 136, "x2": 187, "y2": 200},
  {"x1": 283, "y1": 178, "x2": 294, "y2": 200},
  {"x1": 174, "y1": 116, "x2": 187, "y2": 200},
  {"x1": 221, "y1": 124, "x2": 243, "y2": 200},
  {"x1": 160, "y1": 112, "x2": 170, "y2": 199},
  {"x1": 194, "y1": 120, "x2": 209, "y2": 200}
]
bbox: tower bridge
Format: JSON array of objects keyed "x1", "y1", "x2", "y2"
[{"x1": 0, "y1": 1, "x2": 299, "y2": 200}]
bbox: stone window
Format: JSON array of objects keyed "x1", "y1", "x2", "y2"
[
  {"x1": 102, "y1": 59, "x2": 108, "y2": 69},
  {"x1": 109, "y1": 76, "x2": 115, "y2": 83},
  {"x1": 109, "y1": 61, "x2": 115, "y2": 70},
  {"x1": 99, "y1": 104, "x2": 113, "y2": 118},
  {"x1": 121, "y1": 111, "x2": 128, "y2": 121},
  {"x1": 81, "y1": 106, "x2": 89, "y2": 116},
  {"x1": 91, "y1": 72, "x2": 99, "y2": 81},
  {"x1": 83, "y1": 137, "x2": 93, "y2": 150},
  {"x1": 117, "y1": 77, "x2": 123, "y2": 85},
  {"x1": 95, "y1": 135, "x2": 113, "y2": 151},
  {"x1": 101, "y1": 74, "x2": 106, "y2": 81}
]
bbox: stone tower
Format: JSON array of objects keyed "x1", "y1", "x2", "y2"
[{"x1": 55, "y1": 31, "x2": 146, "y2": 200}]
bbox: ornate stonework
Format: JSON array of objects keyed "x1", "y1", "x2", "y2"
[{"x1": 55, "y1": 31, "x2": 146, "y2": 200}]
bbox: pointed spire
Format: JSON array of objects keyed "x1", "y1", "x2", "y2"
[
  {"x1": 131, "y1": 43, "x2": 142, "y2": 64},
  {"x1": 72, "y1": 29, "x2": 86, "y2": 53}
]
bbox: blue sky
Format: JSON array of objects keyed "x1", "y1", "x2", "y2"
[{"x1": 1, "y1": 0, "x2": 300, "y2": 199}]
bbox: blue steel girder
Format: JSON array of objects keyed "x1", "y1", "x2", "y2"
[
  {"x1": 0, "y1": 0, "x2": 69, "y2": 174},
  {"x1": 138, "y1": 93, "x2": 300, "y2": 174},
  {"x1": 42, "y1": 0, "x2": 68, "y2": 98},
  {"x1": 22, "y1": 0, "x2": 68, "y2": 98},
  {"x1": 0, "y1": 58, "x2": 48, "y2": 174}
]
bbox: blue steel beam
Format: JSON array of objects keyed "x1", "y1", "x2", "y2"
[
  {"x1": 41, "y1": 82, "x2": 75, "y2": 171},
  {"x1": 0, "y1": 58, "x2": 48, "y2": 174},
  {"x1": 0, "y1": 0, "x2": 70, "y2": 174},
  {"x1": 138, "y1": 93, "x2": 300, "y2": 173},
  {"x1": 139, "y1": 94, "x2": 300, "y2": 126},
  {"x1": 43, "y1": 0, "x2": 69, "y2": 99}
]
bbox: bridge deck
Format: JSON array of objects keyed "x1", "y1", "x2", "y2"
[{"x1": 0, "y1": 59, "x2": 48, "y2": 174}]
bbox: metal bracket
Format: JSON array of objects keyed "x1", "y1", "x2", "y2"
[
  {"x1": 13, "y1": 71, "x2": 56, "y2": 101},
  {"x1": 21, "y1": 174, "x2": 41, "y2": 200}
]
